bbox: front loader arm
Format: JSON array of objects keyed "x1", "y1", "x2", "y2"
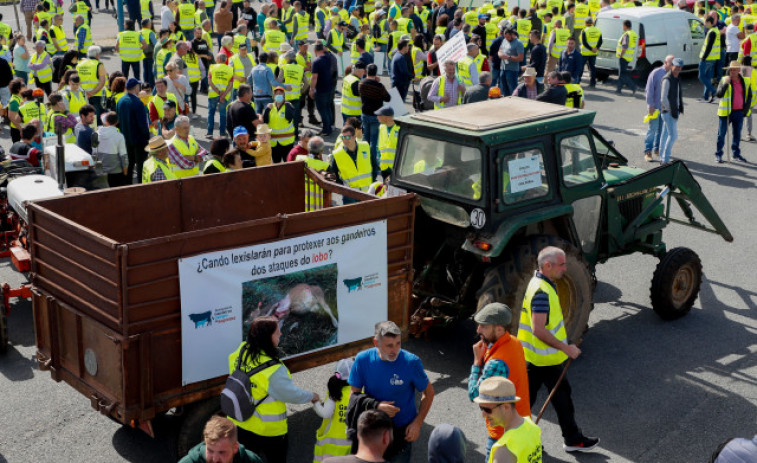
[{"x1": 607, "y1": 161, "x2": 733, "y2": 243}]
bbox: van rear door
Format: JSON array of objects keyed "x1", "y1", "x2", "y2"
[{"x1": 595, "y1": 15, "x2": 639, "y2": 70}]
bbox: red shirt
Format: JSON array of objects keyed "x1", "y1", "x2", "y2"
[
  {"x1": 733, "y1": 77, "x2": 744, "y2": 111},
  {"x1": 286, "y1": 144, "x2": 308, "y2": 162}
]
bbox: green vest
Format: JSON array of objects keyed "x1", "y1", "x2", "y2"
[
  {"x1": 488, "y1": 418, "x2": 542, "y2": 463},
  {"x1": 228, "y1": 345, "x2": 288, "y2": 436},
  {"x1": 518, "y1": 275, "x2": 569, "y2": 366}
]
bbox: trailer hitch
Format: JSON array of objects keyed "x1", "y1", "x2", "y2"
[{"x1": 90, "y1": 393, "x2": 117, "y2": 416}]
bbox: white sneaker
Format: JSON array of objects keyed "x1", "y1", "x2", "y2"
[{"x1": 191, "y1": 114, "x2": 199, "y2": 120}]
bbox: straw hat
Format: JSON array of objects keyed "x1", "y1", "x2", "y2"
[
  {"x1": 728, "y1": 60, "x2": 742, "y2": 70},
  {"x1": 523, "y1": 67, "x2": 537, "y2": 77},
  {"x1": 256, "y1": 124, "x2": 272, "y2": 135},
  {"x1": 473, "y1": 377, "x2": 521, "y2": 404},
  {"x1": 145, "y1": 136, "x2": 168, "y2": 152}
]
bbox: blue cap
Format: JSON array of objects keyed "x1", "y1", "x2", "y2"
[
  {"x1": 375, "y1": 106, "x2": 394, "y2": 116},
  {"x1": 233, "y1": 126, "x2": 248, "y2": 138},
  {"x1": 126, "y1": 78, "x2": 141, "y2": 90}
]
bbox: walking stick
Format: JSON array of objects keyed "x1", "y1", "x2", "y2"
[
  {"x1": 534, "y1": 339, "x2": 582, "y2": 426},
  {"x1": 726, "y1": 116, "x2": 731, "y2": 163}
]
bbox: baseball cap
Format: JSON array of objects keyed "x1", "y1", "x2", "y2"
[
  {"x1": 374, "y1": 320, "x2": 401, "y2": 337},
  {"x1": 164, "y1": 99, "x2": 177, "y2": 109},
  {"x1": 335, "y1": 358, "x2": 354, "y2": 379},
  {"x1": 274, "y1": 86, "x2": 286, "y2": 93},
  {"x1": 233, "y1": 126, "x2": 248, "y2": 138},
  {"x1": 125, "y1": 77, "x2": 141, "y2": 90},
  {"x1": 375, "y1": 106, "x2": 394, "y2": 116},
  {"x1": 672, "y1": 58, "x2": 684, "y2": 67},
  {"x1": 473, "y1": 302, "x2": 512, "y2": 327},
  {"x1": 473, "y1": 377, "x2": 521, "y2": 404}
]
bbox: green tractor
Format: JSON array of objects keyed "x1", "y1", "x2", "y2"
[{"x1": 389, "y1": 98, "x2": 733, "y2": 341}]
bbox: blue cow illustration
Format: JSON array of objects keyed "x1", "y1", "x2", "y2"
[
  {"x1": 189, "y1": 311, "x2": 213, "y2": 328},
  {"x1": 343, "y1": 277, "x2": 363, "y2": 293}
]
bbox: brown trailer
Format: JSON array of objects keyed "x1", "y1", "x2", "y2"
[{"x1": 29, "y1": 162, "x2": 416, "y2": 456}]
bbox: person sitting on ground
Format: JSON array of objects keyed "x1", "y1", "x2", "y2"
[{"x1": 178, "y1": 415, "x2": 264, "y2": 463}]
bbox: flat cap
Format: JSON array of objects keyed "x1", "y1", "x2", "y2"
[{"x1": 473, "y1": 302, "x2": 512, "y2": 327}]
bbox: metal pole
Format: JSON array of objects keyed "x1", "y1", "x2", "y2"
[
  {"x1": 116, "y1": 0, "x2": 125, "y2": 32},
  {"x1": 12, "y1": 0, "x2": 21, "y2": 33}
]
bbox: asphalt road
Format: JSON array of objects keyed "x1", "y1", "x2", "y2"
[{"x1": 1, "y1": 25, "x2": 757, "y2": 463}]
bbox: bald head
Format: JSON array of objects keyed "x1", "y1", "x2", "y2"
[{"x1": 664, "y1": 55, "x2": 674, "y2": 71}]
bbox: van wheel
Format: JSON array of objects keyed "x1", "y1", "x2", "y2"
[
  {"x1": 475, "y1": 235, "x2": 593, "y2": 344},
  {"x1": 176, "y1": 397, "x2": 222, "y2": 458}
]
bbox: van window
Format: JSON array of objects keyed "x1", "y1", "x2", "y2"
[{"x1": 689, "y1": 19, "x2": 704, "y2": 39}]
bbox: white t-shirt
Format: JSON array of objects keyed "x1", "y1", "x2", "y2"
[{"x1": 725, "y1": 24, "x2": 742, "y2": 53}]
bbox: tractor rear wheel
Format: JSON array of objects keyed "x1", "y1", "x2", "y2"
[
  {"x1": 650, "y1": 247, "x2": 702, "y2": 320},
  {"x1": 476, "y1": 235, "x2": 593, "y2": 344}
]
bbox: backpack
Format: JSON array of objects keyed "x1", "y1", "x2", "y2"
[
  {"x1": 418, "y1": 76, "x2": 435, "y2": 111},
  {"x1": 220, "y1": 346, "x2": 280, "y2": 422}
]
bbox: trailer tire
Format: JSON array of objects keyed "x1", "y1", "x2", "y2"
[
  {"x1": 476, "y1": 236, "x2": 593, "y2": 344},
  {"x1": 176, "y1": 397, "x2": 222, "y2": 458},
  {"x1": 650, "y1": 247, "x2": 702, "y2": 320},
  {"x1": 0, "y1": 301, "x2": 7, "y2": 355}
]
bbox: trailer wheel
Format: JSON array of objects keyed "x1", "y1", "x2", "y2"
[
  {"x1": 176, "y1": 397, "x2": 222, "y2": 458},
  {"x1": 650, "y1": 247, "x2": 702, "y2": 320},
  {"x1": 476, "y1": 235, "x2": 593, "y2": 344},
  {"x1": 0, "y1": 302, "x2": 7, "y2": 355}
]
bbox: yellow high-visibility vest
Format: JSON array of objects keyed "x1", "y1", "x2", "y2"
[
  {"x1": 551, "y1": 28, "x2": 570, "y2": 58},
  {"x1": 296, "y1": 155, "x2": 330, "y2": 211},
  {"x1": 616, "y1": 29, "x2": 637, "y2": 62},
  {"x1": 76, "y1": 24, "x2": 92, "y2": 53},
  {"x1": 433, "y1": 75, "x2": 461, "y2": 110},
  {"x1": 518, "y1": 276, "x2": 570, "y2": 366},
  {"x1": 488, "y1": 418, "x2": 542, "y2": 463},
  {"x1": 457, "y1": 55, "x2": 474, "y2": 86},
  {"x1": 118, "y1": 30, "x2": 144, "y2": 62},
  {"x1": 168, "y1": 134, "x2": 201, "y2": 177},
  {"x1": 333, "y1": 141, "x2": 373, "y2": 190},
  {"x1": 63, "y1": 89, "x2": 88, "y2": 115},
  {"x1": 141, "y1": 0, "x2": 152, "y2": 19},
  {"x1": 294, "y1": 11, "x2": 310, "y2": 41},
  {"x1": 202, "y1": 157, "x2": 228, "y2": 174},
  {"x1": 378, "y1": 123, "x2": 399, "y2": 171},
  {"x1": 150, "y1": 93, "x2": 179, "y2": 118},
  {"x1": 283, "y1": 62, "x2": 304, "y2": 101},
  {"x1": 51, "y1": 25, "x2": 68, "y2": 52},
  {"x1": 45, "y1": 111, "x2": 75, "y2": 142},
  {"x1": 700, "y1": 28, "x2": 720, "y2": 61},
  {"x1": 155, "y1": 47, "x2": 171, "y2": 79},
  {"x1": 268, "y1": 103, "x2": 295, "y2": 146},
  {"x1": 30, "y1": 51, "x2": 53, "y2": 83},
  {"x1": 178, "y1": 1, "x2": 196, "y2": 30},
  {"x1": 341, "y1": 74, "x2": 361, "y2": 116},
  {"x1": 77, "y1": 58, "x2": 102, "y2": 94},
  {"x1": 313, "y1": 385, "x2": 352, "y2": 462},
  {"x1": 142, "y1": 156, "x2": 177, "y2": 182},
  {"x1": 228, "y1": 346, "x2": 288, "y2": 437},
  {"x1": 208, "y1": 63, "x2": 233, "y2": 98},
  {"x1": 581, "y1": 26, "x2": 601, "y2": 56},
  {"x1": 185, "y1": 53, "x2": 202, "y2": 83},
  {"x1": 263, "y1": 29, "x2": 286, "y2": 52},
  {"x1": 19, "y1": 100, "x2": 47, "y2": 125},
  {"x1": 574, "y1": 3, "x2": 590, "y2": 29},
  {"x1": 229, "y1": 54, "x2": 253, "y2": 89}
]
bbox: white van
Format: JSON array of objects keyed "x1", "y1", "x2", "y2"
[{"x1": 594, "y1": 8, "x2": 704, "y2": 82}]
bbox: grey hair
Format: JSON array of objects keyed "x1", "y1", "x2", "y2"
[
  {"x1": 433, "y1": 34, "x2": 445, "y2": 42},
  {"x1": 87, "y1": 46, "x2": 101, "y2": 58},
  {"x1": 479, "y1": 71, "x2": 491, "y2": 84},
  {"x1": 537, "y1": 246, "x2": 565, "y2": 269},
  {"x1": 307, "y1": 136, "x2": 325, "y2": 154},
  {"x1": 467, "y1": 42, "x2": 478, "y2": 52},
  {"x1": 175, "y1": 115, "x2": 191, "y2": 128},
  {"x1": 221, "y1": 35, "x2": 233, "y2": 46}
]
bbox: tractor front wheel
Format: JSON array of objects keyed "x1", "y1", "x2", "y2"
[
  {"x1": 476, "y1": 235, "x2": 594, "y2": 344},
  {"x1": 651, "y1": 247, "x2": 703, "y2": 320}
]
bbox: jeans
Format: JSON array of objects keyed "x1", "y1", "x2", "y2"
[
  {"x1": 0, "y1": 87, "x2": 9, "y2": 107},
  {"x1": 314, "y1": 91, "x2": 332, "y2": 134},
  {"x1": 290, "y1": 99, "x2": 301, "y2": 137},
  {"x1": 659, "y1": 111, "x2": 678, "y2": 163},
  {"x1": 583, "y1": 54, "x2": 597, "y2": 86},
  {"x1": 699, "y1": 60, "x2": 716, "y2": 99},
  {"x1": 617, "y1": 58, "x2": 635, "y2": 92},
  {"x1": 15, "y1": 70, "x2": 28, "y2": 84},
  {"x1": 644, "y1": 113, "x2": 662, "y2": 153},
  {"x1": 386, "y1": 427, "x2": 412, "y2": 463},
  {"x1": 254, "y1": 96, "x2": 273, "y2": 113},
  {"x1": 528, "y1": 362, "x2": 582, "y2": 443},
  {"x1": 207, "y1": 96, "x2": 229, "y2": 136},
  {"x1": 362, "y1": 113, "x2": 380, "y2": 177},
  {"x1": 121, "y1": 61, "x2": 140, "y2": 80},
  {"x1": 491, "y1": 67, "x2": 501, "y2": 89},
  {"x1": 500, "y1": 69, "x2": 519, "y2": 96},
  {"x1": 143, "y1": 57, "x2": 155, "y2": 87},
  {"x1": 716, "y1": 111, "x2": 745, "y2": 158},
  {"x1": 206, "y1": 7, "x2": 214, "y2": 28}
]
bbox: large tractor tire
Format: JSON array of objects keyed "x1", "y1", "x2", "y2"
[
  {"x1": 176, "y1": 396, "x2": 222, "y2": 458},
  {"x1": 476, "y1": 235, "x2": 593, "y2": 344},
  {"x1": 650, "y1": 247, "x2": 702, "y2": 320}
]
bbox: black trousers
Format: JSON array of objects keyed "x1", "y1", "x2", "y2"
[
  {"x1": 271, "y1": 143, "x2": 292, "y2": 164},
  {"x1": 236, "y1": 428, "x2": 287, "y2": 463},
  {"x1": 527, "y1": 362, "x2": 582, "y2": 443},
  {"x1": 35, "y1": 78, "x2": 52, "y2": 96},
  {"x1": 10, "y1": 127, "x2": 20, "y2": 143},
  {"x1": 126, "y1": 143, "x2": 147, "y2": 183}
]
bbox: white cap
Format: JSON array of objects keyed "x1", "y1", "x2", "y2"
[{"x1": 335, "y1": 358, "x2": 354, "y2": 380}]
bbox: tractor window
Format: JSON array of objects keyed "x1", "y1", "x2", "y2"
[
  {"x1": 560, "y1": 134, "x2": 598, "y2": 186},
  {"x1": 500, "y1": 148, "x2": 550, "y2": 204},
  {"x1": 395, "y1": 134, "x2": 482, "y2": 201}
]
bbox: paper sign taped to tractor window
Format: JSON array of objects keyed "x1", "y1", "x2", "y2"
[{"x1": 508, "y1": 156, "x2": 542, "y2": 193}]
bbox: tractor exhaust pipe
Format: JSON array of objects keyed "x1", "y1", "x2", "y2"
[{"x1": 55, "y1": 122, "x2": 66, "y2": 191}]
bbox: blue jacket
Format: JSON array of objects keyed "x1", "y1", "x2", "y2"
[
  {"x1": 391, "y1": 51, "x2": 412, "y2": 89},
  {"x1": 249, "y1": 63, "x2": 285, "y2": 98},
  {"x1": 558, "y1": 48, "x2": 583, "y2": 85}
]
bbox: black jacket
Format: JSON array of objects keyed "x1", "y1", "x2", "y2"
[
  {"x1": 536, "y1": 84, "x2": 567, "y2": 105},
  {"x1": 345, "y1": 392, "x2": 380, "y2": 453}
]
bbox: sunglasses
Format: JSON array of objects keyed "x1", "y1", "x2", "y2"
[
  {"x1": 341, "y1": 135, "x2": 352, "y2": 140},
  {"x1": 478, "y1": 403, "x2": 503, "y2": 414}
]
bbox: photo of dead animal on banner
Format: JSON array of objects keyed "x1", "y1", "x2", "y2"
[{"x1": 242, "y1": 265, "x2": 339, "y2": 356}]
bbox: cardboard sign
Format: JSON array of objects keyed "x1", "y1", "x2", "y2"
[
  {"x1": 435, "y1": 30, "x2": 467, "y2": 66},
  {"x1": 388, "y1": 87, "x2": 410, "y2": 116}
]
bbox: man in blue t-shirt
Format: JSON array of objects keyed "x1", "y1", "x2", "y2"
[{"x1": 349, "y1": 321, "x2": 435, "y2": 463}]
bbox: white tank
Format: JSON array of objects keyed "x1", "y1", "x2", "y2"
[{"x1": 7, "y1": 175, "x2": 64, "y2": 223}]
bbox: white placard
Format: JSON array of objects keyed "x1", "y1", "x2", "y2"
[
  {"x1": 508, "y1": 155, "x2": 542, "y2": 193},
  {"x1": 388, "y1": 87, "x2": 410, "y2": 116},
  {"x1": 179, "y1": 221, "x2": 389, "y2": 385},
  {"x1": 374, "y1": 51, "x2": 386, "y2": 75},
  {"x1": 435, "y1": 31, "x2": 467, "y2": 66}
]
